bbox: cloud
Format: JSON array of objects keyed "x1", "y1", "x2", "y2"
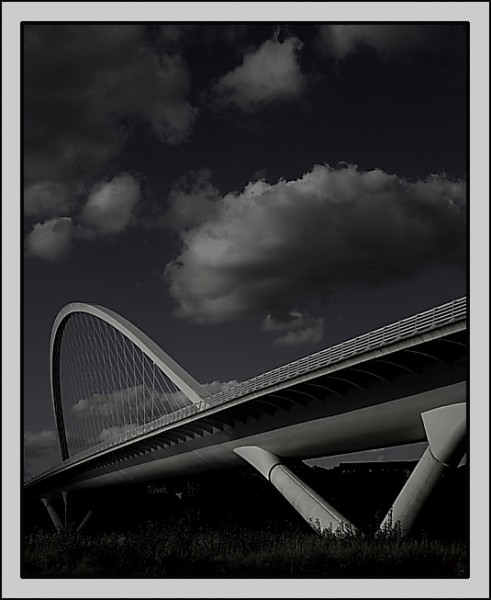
[
  {"x1": 24, "y1": 430, "x2": 58, "y2": 459},
  {"x1": 164, "y1": 165, "x2": 466, "y2": 325},
  {"x1": 24, "y1": 24, "x2": 197, "y2": 189},
  {"x1": 159, "y1": 24, "x2": 183, "y2": 45},
  {"x1": 26, "y1": 217, "x2": 73, "y2": 261},
  {"x1": 201, "y1": 380, "x2": 241, "y2": 396},
  {"x1": 24, "y1": 173, "x2": 141, "y2": 259},
  {"x1": 72, "y1": 385, "x2": 146, "y2": 418},
  {"x1": 81, "y1": 174, "x2": 141, "y2": 235},
  {"x1": 213, "y1": 35, "x2": 305, "y2": 111},
  {"x1": 71, "y1": 384, "x2": 191, "y2": 423},
  {"x1": 96, "y1": 424, "x2": 139, "y2": 443},
  {"x1": 24, "y1": 181, "x2": 73, "y2": 218},
  {"x1": 317, "y1": 24, "x2": 440, "y2": 60},
  {"x1": 273, "y1": 322, "x2": 325, "y2": 346},
  {"x1": 66, "y1": 384, "x2": 197, "y2": 447},
  {"x1": 263, "y1": 311, "x2": 303, "y2": 332},
  {"x1": 163, "y1": 169, "x2": 221, "y2": 230},
  {"x1": 24, "y1": 429, "x2": 61, "y2": 479},
  {"x1": 264, "y1": 312, "x2": 325, "y2": 345},
  {"x1": 64, "y1": 380, "x2": 243, "y2": 449}
]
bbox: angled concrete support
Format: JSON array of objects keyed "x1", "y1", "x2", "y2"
[
  {"x1": 380, "y1": 402, "x2": 466, "y2": 537},
  {"x1": 62, "y1": 490, "x2": 68, "y2": 529},
  {"x1": 77, "y1": 510, "x2": 93, "y2": 532},
  {"x1": 42, "y1": 492, "x2": 92, "y2": 533},
  {"x1": 234, "y1": 446, "x2": 355, "y2": 534},
  {"x1": 41, "y1": 498, "x2": 65, "y2": 532}
]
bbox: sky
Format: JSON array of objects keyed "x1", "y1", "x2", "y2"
[
  {"x1": 3, "y1": 2, "x2": 490, "y2": 598},
  {"x1": 20, "y1": 21, "x2": 471, "y2": 478}
]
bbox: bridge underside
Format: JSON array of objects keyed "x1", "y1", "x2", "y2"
[
  {"x1": 26, "y1": 325, "x2": 466, "y2": 499},
  {"x1": 25, "y1": 303, "x2": 467, "y2": 537}
]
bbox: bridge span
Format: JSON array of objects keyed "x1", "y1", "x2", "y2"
[{"x1": 25, "y1": 297, "x2": 467, "y2": 535}]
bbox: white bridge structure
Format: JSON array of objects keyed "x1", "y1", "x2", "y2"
[{"x1": 25, "y1": 297, "x2": 467, "y2": 536}]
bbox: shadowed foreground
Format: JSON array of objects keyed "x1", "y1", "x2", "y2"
[
  {"x1": 23, "y1": 462, "x2": 468, "y2": 578},
  {"x1": 23, "y1": 519, "x2": 468, "y2": 578}
]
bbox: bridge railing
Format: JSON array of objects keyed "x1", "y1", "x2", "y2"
[
  {"x1": 32, "y1": 297, "x2": 466, "y2": 477},
  {"x1": 202, "y1": 296, "x2": 466, "y2": 405}
]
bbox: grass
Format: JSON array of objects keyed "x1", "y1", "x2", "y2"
[{"x1": 23, "y1": 518, "x2": 468, "y2": 578}]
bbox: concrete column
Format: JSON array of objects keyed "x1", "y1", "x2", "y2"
[
  {"x1": 380, "y1": 402, "x2": 466, "y2": 537},
  {"x1": 41, "y1": 497, "x2": 65, "y2": 532},
  {"x1": 234, "y1": 446, "x2": 355, "y2": 534}
]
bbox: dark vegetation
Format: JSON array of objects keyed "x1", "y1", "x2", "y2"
[{"x1": 22, "y1": 462, "x2": 468, "y2": 578}]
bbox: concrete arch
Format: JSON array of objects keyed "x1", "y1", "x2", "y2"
[{"x1": 50, "y1": 302, "x2": 205, "y2": 459}]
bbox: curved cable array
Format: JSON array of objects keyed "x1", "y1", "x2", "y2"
[{"x1": 52, "y1": 306, "x2": 203, "y2": 458}]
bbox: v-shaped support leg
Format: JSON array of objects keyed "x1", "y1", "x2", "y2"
[
  {"x1": 41, "y1": 497, "x2": 65, "y2": 532},
  {"x1": 380, "y1": 402, "x2": 466, "y2": 537},
  {"x1": 234, "y1": 446, "x2": 356, "y2": 535},
  {"x1": 41, "y1": 492, "x2": 93, "y2": 533},
  {"x1": 77, "y1": 510, "x2": 93, "y2": 532}
]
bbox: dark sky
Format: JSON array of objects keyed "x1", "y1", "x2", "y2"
[{"x1": 22, "y1": 22, "x2": 468, "y2": 477}]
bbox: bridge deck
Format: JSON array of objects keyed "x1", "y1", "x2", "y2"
[{"x1": 26, "y1": 297, "x2": 466, "y2": 487}]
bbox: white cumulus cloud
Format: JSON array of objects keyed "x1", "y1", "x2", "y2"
[
  {"x1": 24, "y1": 25, "x2": 197, "y2": 188},
  {"x1": 71, "y1": 384, "x2": 191, "y2": 427},
  {"x1": 273, "y1": 321, "x2": 325, "y2": 346},
  {"x1": 24, "y1": 429, "x2": 60, "y2": 479},
  {"x1": 164, "y1": 169, "x2": 221, "y2": 230},
  {"x1": 24, "y1": 430, "x2": 58, "y2": 458},
  {"x1": 213, "y1": 35, "x2": 305, "y2": 112},
  {"x1": 96, "y1": 424, "x2": 139, "y2": 443},
  {"x1": 264, "y1": 311, "x2": 325, "y2": 345},
  {"x1": 24, "y1": 181, "x2": 72, "y2": 218},
  {"x1": 164, "y1": 165, "x2": 466, "y2": 327},
  {"x1": 317, "y1": 24, "x2": 439, "y2": 60},
  {"x1": 26, "y1": 217, "x2": 73, "y2": 261},
  {"x1": 201, "y1": 380, "x2": 242, "y2": 396},
  {"x1": 81, "y1": 174, "x2": 140, "y2": 235}
]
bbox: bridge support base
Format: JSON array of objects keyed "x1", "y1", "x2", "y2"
[
  {"x1": 234, "y1": 446, "x2": 355, "y2": 535},
  {"x1": 380, "y1": 402, "x2": 466, "y2": 537},
  {"x1": 41, "y1": 497, "x2": 65, "y2": 532},
  {"x1": 41, "y1": 493, "x2": 93, "y2": 533}
]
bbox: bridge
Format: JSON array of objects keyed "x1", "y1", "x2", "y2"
[{"x1": 24, "y1": 297, "x2": 467, "y2": 536}]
